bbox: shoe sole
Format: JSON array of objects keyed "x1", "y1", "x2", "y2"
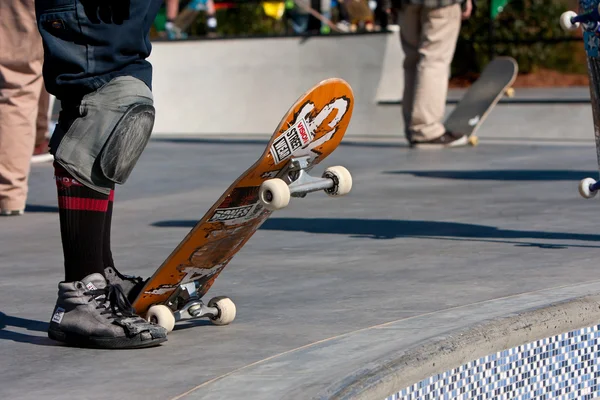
[
  {"x1": 411, "y1": 135, "x2": 469, "y2": 149},
  {"x1": 31, "y1": 154, "x2": 54, "y2": 164},
  {"x1": 48, "y1": 328, "x2": 167, "y2": 349},
  {"x1": 0, "y1": 210, "x2": 24, "y2": 216}
]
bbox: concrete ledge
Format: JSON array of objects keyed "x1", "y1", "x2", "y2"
[
  {"x1": 324, "y1": 294, "x2": 600, "y2": 400},
  {"x1": 179, "y1": 281, "x2": 600, "y2": 400},
  {"x1": 379, "y1": 87, "x2": 592, "y2": 105}
]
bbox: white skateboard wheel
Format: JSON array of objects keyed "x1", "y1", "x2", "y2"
[
  {"x1": 323, "y1": 166, "x2": 352, "y2": 196},
  {"x1": 259, "y1": 178, "x2": 290, "y2": 211},
  {"x1": 208, "y1": 296, "x2": 236, "y2": 326},
  {"x1": 579, "y1": 177, "x2": 598, "y2": 199},
  {"x1": 560, "y1": 11, "x2": 579, "y2": 31},
  {"x1": 146, "y1": 304, "x2": 176, "y2": 333}
]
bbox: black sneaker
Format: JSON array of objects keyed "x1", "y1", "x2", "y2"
[
  {"x1": 48, "y1": 273, "x2": 167, "y2": 349},
  {"x1": 410, "y1": 131, "x2": 468, "y2": 148},
  {"x1": 104, "y1": 266, "x2": 147, "y2": 303}
]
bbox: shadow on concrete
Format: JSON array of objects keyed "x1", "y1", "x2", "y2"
[
  {"x1": 151, "y1": 137, "x2": 411, "y2": 149},
  {"x1": 385, "y1": 170, "x2": 596, "y2": 181},
  {"x1": 152, "y1": 137, "x2": 270, "y2": 146},
  {"x1": 0, "y1": 312, "x2": 55, "y2": 346},
  {"x1": 151, "y1": 218, "x2": 600, "y2": 249},
  {"x1": 24, "y1": 204, "x2": 59, "y2": 213},
  {"x1": 173, "y1": 320, "x2": 213, "y2": 331}
]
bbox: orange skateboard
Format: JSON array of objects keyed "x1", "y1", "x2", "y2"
[{"x1": 132, "y1": 78, "x2": 354, "y2": 332}]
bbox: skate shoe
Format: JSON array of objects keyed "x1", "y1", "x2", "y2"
[
  {"x1": 104, "y1": 266, "x2": 147, "y2": 303},
  {"x1": 48, "y1": 273, "x2": 167, "y2": 349},
  {"x1": 410, "y1": 131, "x2": 468, "y2": 148}
]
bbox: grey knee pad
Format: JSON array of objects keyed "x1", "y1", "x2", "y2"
[
  {"x1": 51, "y1": 76, "x2": 155, "y2": 195},
  {"x1": 98, "y1": 103, "x2": 155, "y2": 185}
]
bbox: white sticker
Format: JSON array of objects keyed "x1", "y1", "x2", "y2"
[
  {"x1": 85, "y1": 282, "x2": 97, "y2": 291},
  {"x1": 270, "y1": 118, "x2": 311, "y2": 164},
  {"x1": 52, "y1": 307, "x2": 65, "y2": 324}
]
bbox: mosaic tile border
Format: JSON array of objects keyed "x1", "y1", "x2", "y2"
[{"x1": 385, "y1": 324, "x2": 600, "y2": 400}]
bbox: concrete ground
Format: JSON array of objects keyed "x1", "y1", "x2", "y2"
[{"x1": 3, "y1": 112, "x2": 600, "y2": 398}]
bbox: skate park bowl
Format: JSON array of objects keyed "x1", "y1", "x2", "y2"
[
  {"x1": 142, "y1": 33, "x2": 600, "y2": 400},
  {"x1": 33, "y1": 30, "x2": 600, "y2": 400}
]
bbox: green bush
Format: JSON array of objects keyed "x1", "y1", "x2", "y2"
[
  {"x1": 453, "y1": 0, "x2": 587, "y2": 76},
  {"x1": 189, "y1": 3, "x2": 288, "y2": 36}
]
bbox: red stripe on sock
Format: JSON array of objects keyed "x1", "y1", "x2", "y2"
[
  {"x1": 58, "y1": 196, "x2": 109, "y2": 212},
  {"x1": 109, "y1": 190, "x2": 115, "y2": 202}
]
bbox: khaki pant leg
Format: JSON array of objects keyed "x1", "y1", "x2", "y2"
[
  {"x1": 398, "y1": 4, "x2": 421, "y2": 140},
  {"x1": 406, "y1": 3, "x2": 462, "y2": 142},
  {"x1": 0, "y1": 0, "x2": 44, "y2": 211}
]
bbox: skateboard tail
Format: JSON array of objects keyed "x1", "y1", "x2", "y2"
[{"x1": 444, "y1": 57, "x2": 518, "y2": 139}]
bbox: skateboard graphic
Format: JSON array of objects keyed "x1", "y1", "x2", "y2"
[
  {"x1": 131, "y1": 78, "x2": 354, "y2": 332},
  {"x1": 561, "y1": 2, "x2": 600, "y2": 199},
  {"x1": 444, "y1": 56, "x2": 518, "y2": 146}
]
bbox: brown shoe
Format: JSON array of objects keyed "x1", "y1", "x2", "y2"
[{"x1": 410, "y1": 131, "x2": 468, "y2": 148}]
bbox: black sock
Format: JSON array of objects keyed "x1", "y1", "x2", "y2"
[
  {"x1": 103, "y1": 189, "x2": 115, "y2": 270},
  {"x1": 54, "y1": 162, "x2": 109, "y2": 282}
]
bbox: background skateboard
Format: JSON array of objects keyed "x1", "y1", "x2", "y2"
[
  {"x1": 132, "y1": 78, "x2": 354, "y2": 332},
  {"x1": 444, "y1": 56, "x2": 518, "y2": 146},
  {"x1": 560, "y1": 3, "x2": 600, "y2": 199}
]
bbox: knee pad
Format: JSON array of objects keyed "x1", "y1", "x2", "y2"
[
  {"x1": 52, "y1": 101, "x2": 155, "y2": 195},
  {"x1": 98, "y1": 103, "x2": 155, "y2": 185}
]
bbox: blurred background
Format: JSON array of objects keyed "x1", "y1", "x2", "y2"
[{"x1": 149, "y1": 0, "x2": 588, "y2": 88}]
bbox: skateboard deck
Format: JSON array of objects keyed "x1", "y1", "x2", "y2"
[
  {"x1": 560, "y1": 2, "x2": 600, "y2": 198},
  {"x1": 132, "y1": 78, "x2": 354, "y2": 330},
  {"x1": 444, "y1": 56, "x2": 518, "y2": 146}
]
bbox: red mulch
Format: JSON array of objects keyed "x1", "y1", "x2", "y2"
[{"x1": 449, "y1": 68, "x2": 590, "y2": 88}]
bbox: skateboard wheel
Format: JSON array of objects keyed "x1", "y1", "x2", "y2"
[
  {"x1": 323, "y1": 166, "x2": 352, "y2": 196},
  {"x1": 560, "y1": 11, "x2": 579, "y2": 31},
  {"x1": 146, "y1": 305, "x2": 176, "y2": 333},
  {"x1": 468, "y1": 136, "x2": 479, "y2": 146},
  {"x1": 208, "y1": 296, "x2": 236, "y2": 326},
  {"x1": 579, "y1": 177, "x2": 598, "y2": 199},
  {"x1": 505, "y1": 87, "x2": 515, "y2": 98},
  {"x1": 259, "y1": 178, "x2": 290, "y2": 211}
]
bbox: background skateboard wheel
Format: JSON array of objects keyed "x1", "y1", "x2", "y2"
[
  {"x1": 468, "y1": 136, "x2": 479, "y2": 146},
  {"x1": 505, "y1": 87, "x2": 515, "y2": 98},
  {"x1": 579, "y1": 177, "x2": 598, "y2": 199},
  {"x1": 259, "y1": 178, "x2": 290, "y2": 211},
  {"x1": 560, "y1": 11, "x2": 579, "y2": 31},
  {"x1": 146, "y1": 305, "x2": 176, "y2": 332},
  {"x1": 323, "y1": 166, "x2": 352, "y2": 196},
  {"x1": 208, "y1": 296, "x2": 236, "y2": 325}
]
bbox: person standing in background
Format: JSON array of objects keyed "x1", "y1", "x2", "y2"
[
  {"x1": 0, "y1": 0, "x2": 45, "y2": 215},
  {"x1": 392, "y1": 0, "x2": 473, "y2": 148},
  {"x1": 165, "y1": 0, "x2": 188, "y2": 39}
]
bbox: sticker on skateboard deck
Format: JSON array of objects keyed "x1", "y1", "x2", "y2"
[
  {"x1": 560, "y1": 2, "x2": 600, "y2": 198},
  {"x1": 443, "y1": 56, "x2": 518, "y2": 147},
  {"x1": 132, "y1": 78, "x2": 354, "y2": 332}
]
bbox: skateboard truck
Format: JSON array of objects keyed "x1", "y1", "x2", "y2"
[
  {"x1": 560, "y1": 6, "x2": 600, "y2": 33},
  {"x1": 145, "y1": 282, "x2": 236, "y2": 332},
  {"x1": 258, "y1": 156, "x2": 352, "y2": 211}
]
